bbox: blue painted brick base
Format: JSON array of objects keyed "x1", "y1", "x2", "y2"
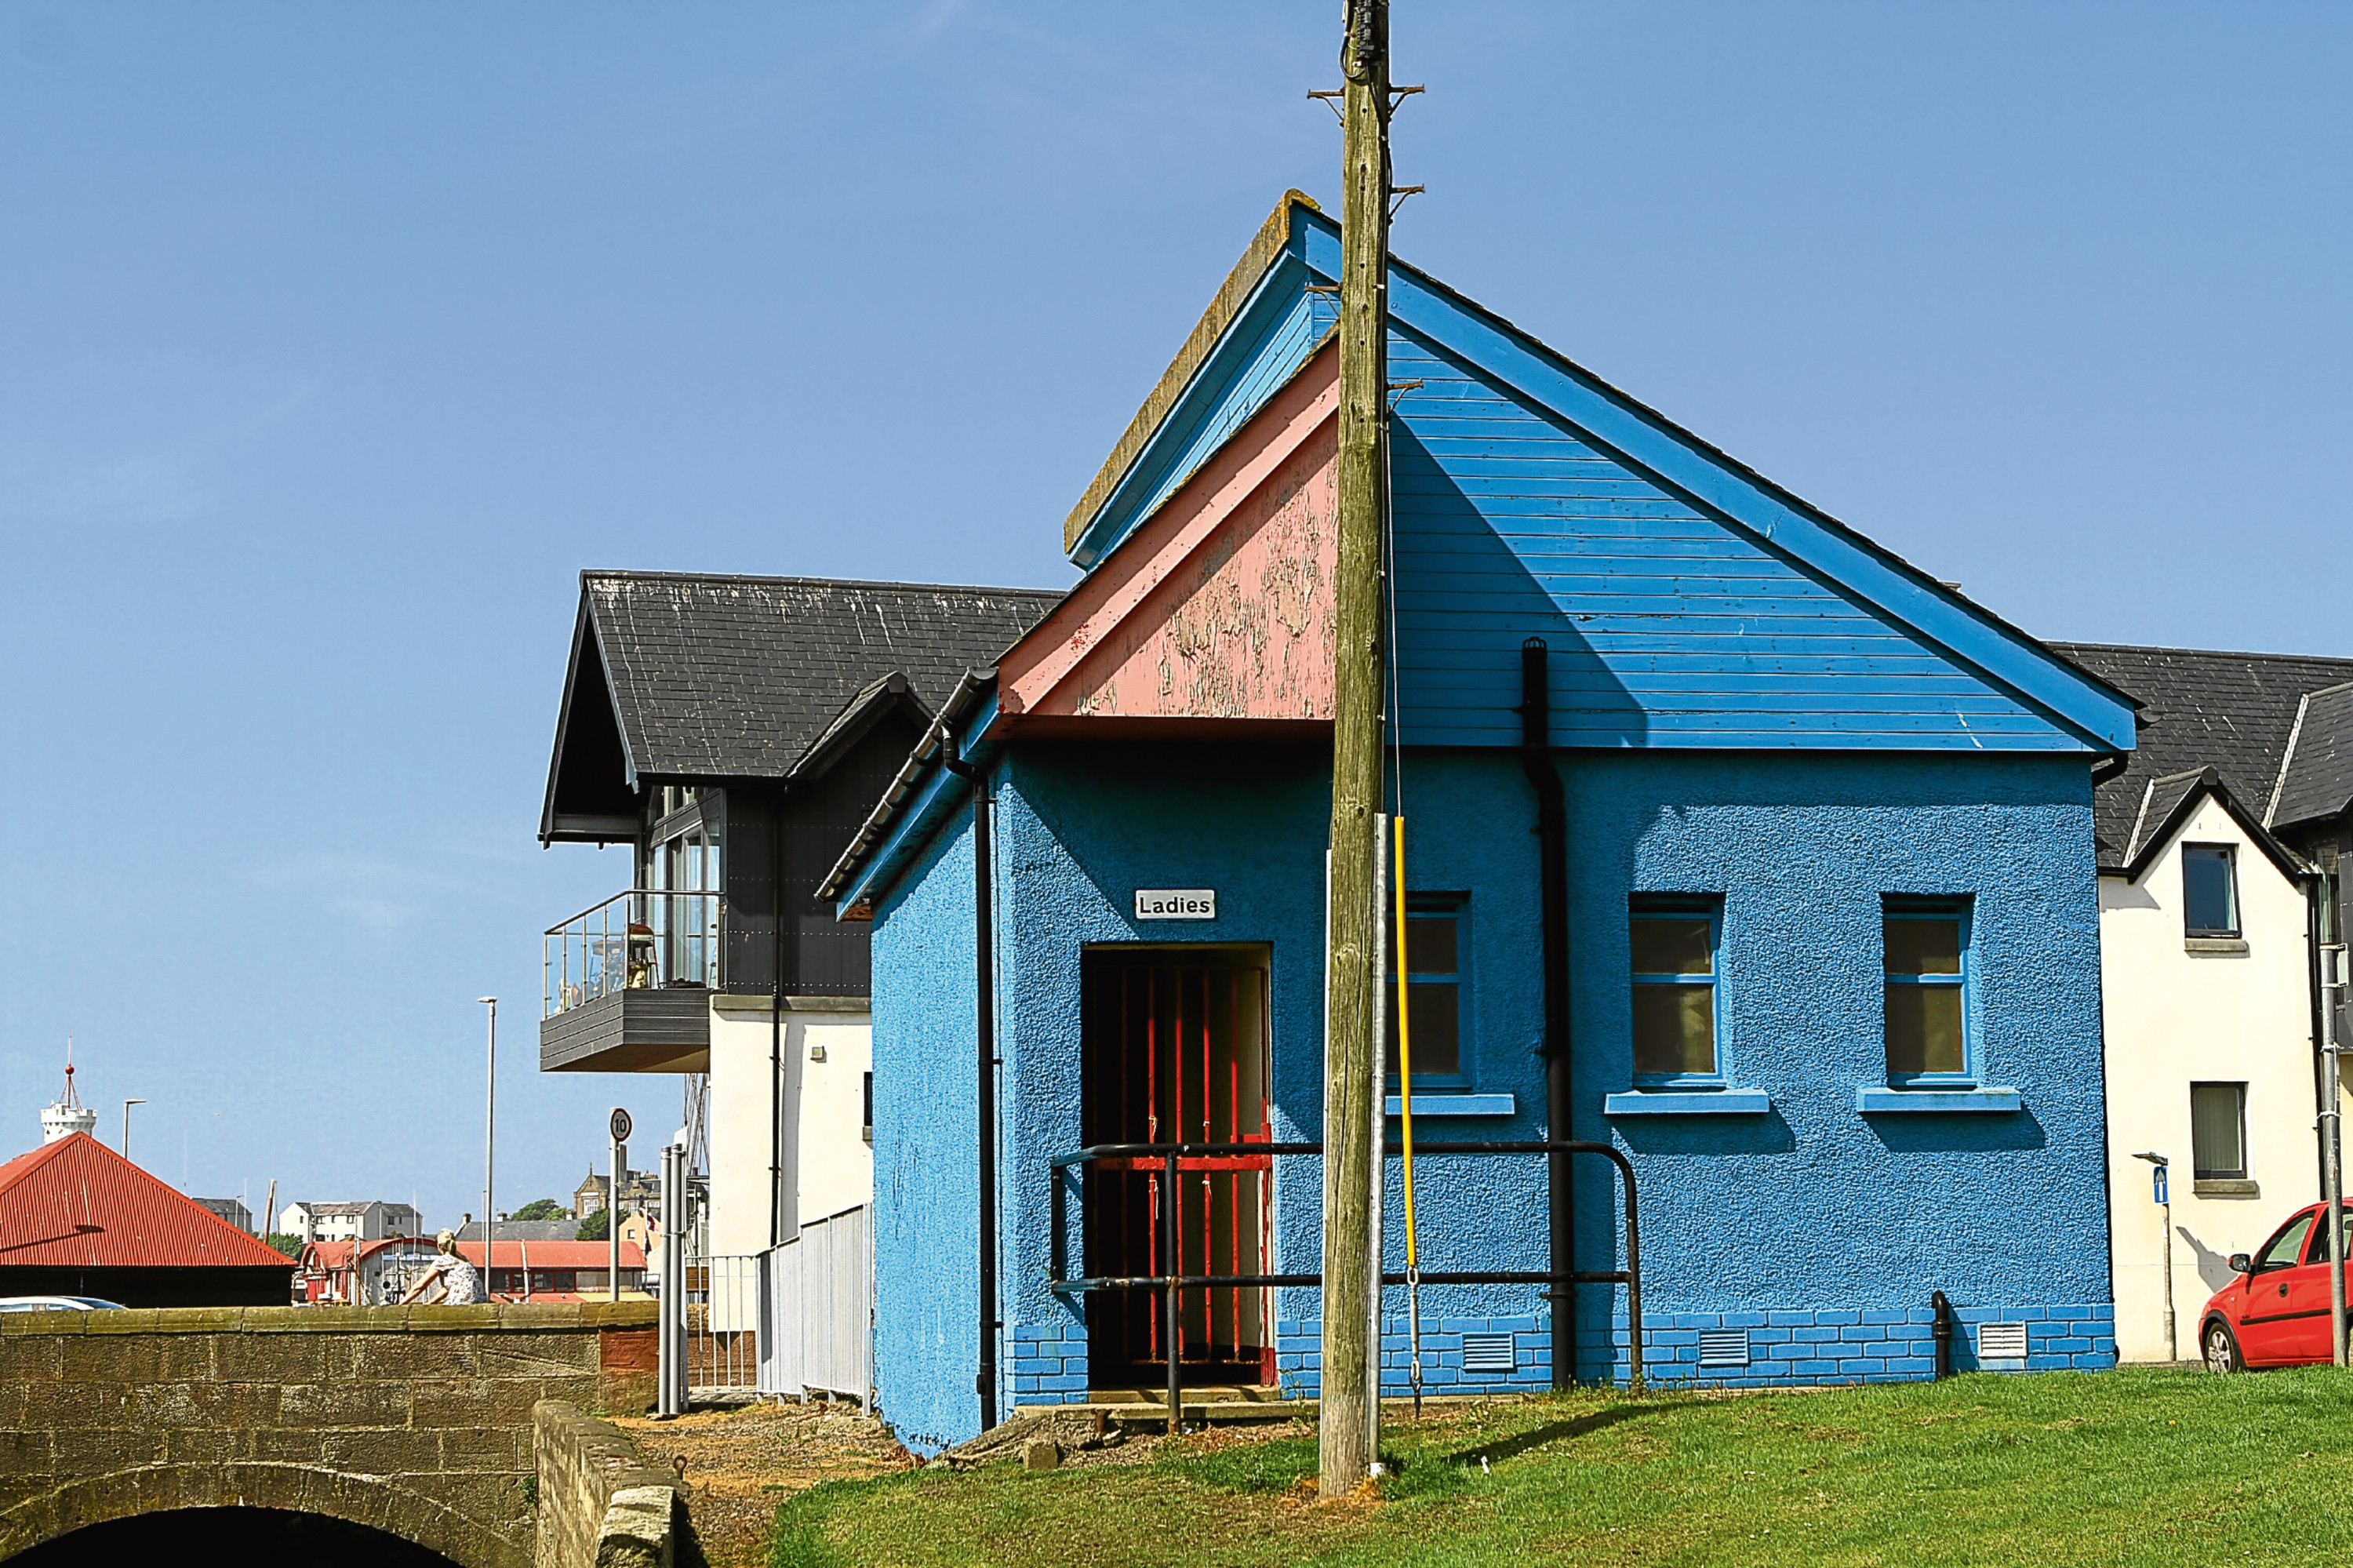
[{"x1": 1009, "y1": 1302, "x2": 2116, "y2": 1405}]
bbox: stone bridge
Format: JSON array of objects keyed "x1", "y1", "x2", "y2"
[{"x1": 0, "y1": 1301, "x2": 661, "y2": 1567}]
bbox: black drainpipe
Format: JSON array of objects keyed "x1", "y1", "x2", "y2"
[
  {"x1": 1518, "y1": 638, "x2": 1576, "y2": 1388},
  {"x1": 943, "y1": 750, "x2": 999, "y2": 1431},
  {"x1": 771, "y1": 786, "x2": 789, "y2": 1251},
  {"x1": 1931, "y1": 1289, "x2": 1955, "y2": 1378}
]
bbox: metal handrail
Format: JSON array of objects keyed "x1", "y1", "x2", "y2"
[
  {"x1": 543, "y1": 887, "x2": 726, "y2": 1019},
  {"x1": 1047, "y1": 1137, "x2": 1643, "y2": 1422},
  {"x1": 541, "y1": 887, "x2": 725, "y2": 937}
]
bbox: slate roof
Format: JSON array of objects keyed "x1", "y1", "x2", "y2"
[
  {"x1": 2052, "y1": 642, "x2": 2353, "y2": 866},
  {"x1": 568, "y1": 573, "x2": 1064, "y2": 786},
  {"x1": 292, "y1": 1199, "x2": 403, "y2": 1218},
  {"x1": 0, "y1": 1134, "x2": 296, "y2": 1271},
  {"x1": 2272, "y1": 682, "x2": 2353, "y2": 830}
]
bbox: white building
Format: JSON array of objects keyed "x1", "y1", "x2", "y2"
[
  {"x1": 279, "y1": 1199, "x2": 424, "y2": 1243},
  {"x1": 531, "y1": 575, "x2": 1056, "y2": 1273},
  {"x1": 2060, "y1": 643, "x2": 2353, "y2": 1366}
]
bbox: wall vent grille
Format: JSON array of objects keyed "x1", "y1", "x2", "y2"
[
  {"x1": 1697, "y1": 1329, "x2": 1751, "y2": 1367},
  {"x1": 1461, "y1": 1333, "x2": 1515, "y2": 1374},
  {"x1": 1977, "y1": 1322, "x2": 2030, "y2": 1360}
]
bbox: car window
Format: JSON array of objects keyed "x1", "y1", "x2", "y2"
[
  {"x1": 2308, "y1": 1210, "x2": 2353, "y2": 1266},
  {"x1": 2259, "y1": 1214, "x2": 2317, "y2": 1271}
]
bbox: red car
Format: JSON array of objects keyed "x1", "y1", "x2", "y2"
[{"x1": 2201, "y1": 1202, "x2": 2353, "y2": 1371}]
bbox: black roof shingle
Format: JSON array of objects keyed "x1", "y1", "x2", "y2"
[
  {"x1": 544, "y1": 573, "x2": 1064, "y2": 833},
  {"x1": 2272, "y1": 682, "x2": 2353, "y2": 831},
  {"x1": 2051, "y1": 642, "x2": 2353, "y2": 867}
]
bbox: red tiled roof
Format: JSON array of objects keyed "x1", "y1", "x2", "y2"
[
  {"x1": 0, "y1": 1133, "x2": 294, "y2": 1271},
  {"x1": 456, "y1": 1240, "x2": 646, "y2": 1269}
]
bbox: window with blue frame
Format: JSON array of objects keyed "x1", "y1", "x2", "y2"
[
  {"x1": 1629, "y1": 896, "x2": 1722, "y2": 1082},
  {"x1": 1882, "y1": 897, "x2": 1972, "y2": 1082},
  {"x1": 1385, "y1": 897, "x2": 1464, "y2": 1080}
]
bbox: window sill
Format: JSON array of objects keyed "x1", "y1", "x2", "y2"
[
  {"x1": 1856, "y1": 1086, "x2": 2020, "y2": 1113},
  {"x1": 2193, "y1": 1178, "x2": 2259, "y2": 1198},
  {"x1": 1603, "y1": 1090, "x2": 1771, "y2": 1116},
  {"x1": 1385, "y1": 1093, "x2": 1515, "y2": 1118},
  {"x1": 2184, "y1": 937, "x2": 2249, "y2": 956}
]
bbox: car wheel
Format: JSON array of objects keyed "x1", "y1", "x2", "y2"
[{"x1": 2202, "y1": 1320, "x2": 2244, "y2": 1373}]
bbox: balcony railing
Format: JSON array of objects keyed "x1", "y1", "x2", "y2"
[{"x1": 544, "y1": 889, "x2": 723, "y2": 1018}]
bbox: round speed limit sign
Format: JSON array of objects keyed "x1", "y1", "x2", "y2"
[{"x1": 609, "y1": 1107, "x2": 633, "y2": 1144}]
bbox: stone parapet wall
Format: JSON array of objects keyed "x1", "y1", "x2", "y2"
[
  {"x1": 531, "y1": 1401, "x2": 681, "y2": 1568},
  {"x1": 0, "y1": 1301, "x2": 658, "y2": 1568}
]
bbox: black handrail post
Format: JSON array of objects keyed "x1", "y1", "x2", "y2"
[
  {"x1": 1047, "y1": 1139, "x2": 1647, "y2": 1408},
  {"x1": 1051, "y1": 1159, "x2": 1067, "y2": 1287},
  {"x1": 1615, "y1": 1148, "x2": 1644, "y2": 1392},
  {"x1": 1163, "y1": 1149, "x2": 1180, "y2": 1434}
]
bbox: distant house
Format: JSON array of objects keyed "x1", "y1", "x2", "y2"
[
  {"x1": 455, "y1": 1219, "x2": 577, "y2": 1242},
  {"x1": 300, "y1": 1235, "x2": 647, "y2": 1304},
  {"x1": 0, "y1": 1133, "x2": 296, "y2": 1307},
  {"x1": 573, "y1": 1166, "x2": 658, "y2": 1221},
  {"x1": 2053, "y1": 643, "x2": 2353, "y2": 1366},
  {"x1": 533, "y1": 572, "x2": 1060, "y2": 1264},
  {"x1": 460, "y1": 1239, "x2": 649, "y2": 1304},
  {"x1": 194, "y1": 1197, "x2": 253, "y2": 1234},
  {"x1": 278, "y1": 1199, "x2": 423, "y2": 1242}
]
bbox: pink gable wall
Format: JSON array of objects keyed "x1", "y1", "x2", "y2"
[{"x1": 998, "y1": 344, "x2": 1340, "y2": 732}]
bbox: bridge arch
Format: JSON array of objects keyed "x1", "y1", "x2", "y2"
[{"x1": 0, "y1": 1462, "x2": 520, "y2": 1568}]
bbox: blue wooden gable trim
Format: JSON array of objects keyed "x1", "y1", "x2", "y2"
[
  {"x1": 1060, "y1": 207, "x2": 2132, "y2": 753},
  {"x1": 1289, "y1": 214, "x2": 2133, "y2": 753},
  {"x1": 1069, "y1": 248, "x2": 1337, "y2": 570},
  {"x1": 831, "y1": 687, "x2": 1001, "y2": 919},
  {"x1": 1382, "y1": 321, "x2": 2096, "y2": 751}
]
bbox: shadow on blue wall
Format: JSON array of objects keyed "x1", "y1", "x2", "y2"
[
  {"x1": 1611, "y1": 1105, "x2": 1799, "y2": 1157},
  {"x1": 1864, "y1": 1105, "x2": 2050, "y2": 1155},
  {"x1": 1388, "y1": 422, "x2": 1648, "y2": 749}
]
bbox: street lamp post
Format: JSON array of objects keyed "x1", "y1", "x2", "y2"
[
  {"x1": 2132, "y1": 1151, "x2": 2174, "y2": 1363},
  {"x1": 479, "y1": 997, "x2": 497, "y2": 1302},
  {"x1": 122, "y1": 1099, "x2": 147, "y2": 1162}
]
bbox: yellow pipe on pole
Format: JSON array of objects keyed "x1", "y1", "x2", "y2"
[{"x1": 1394, "y1": 819, "x2": 1423, "y2": 1415}]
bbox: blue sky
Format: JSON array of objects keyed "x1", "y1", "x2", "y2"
[{"x1": 2, "y1": 2, "x2": 2344, "y2": 1229}]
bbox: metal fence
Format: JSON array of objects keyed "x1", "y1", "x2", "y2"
[
  {"x1": 684, "y1": 1253, "x2": 763, "y2": 1399},
  {"x1": 543, "y1": 888, "x2": 723, "y2": 1018},
  {"x1": 759, "y1": 1206, "x2": 874, "y2": 1403}
]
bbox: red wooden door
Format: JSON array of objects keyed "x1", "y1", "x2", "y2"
[{"x1": 1081, "y1": 948, "x2": 1274, "y2": 1391}]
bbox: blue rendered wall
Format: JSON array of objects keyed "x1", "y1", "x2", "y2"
[
  {"x1": 875, "y1": 742, "x2": 2114, "y2": 1449},
  {"x1": 867, "y1": 809, "x2": 984, "y2": 1456},
  {"x1": 1551, "y1": 749, "x2": 2112, "y2": 1382}
]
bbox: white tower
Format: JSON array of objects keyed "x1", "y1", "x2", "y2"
[{"x1": 40, "y1": 1042, "x2": 96, "y2": 1144}]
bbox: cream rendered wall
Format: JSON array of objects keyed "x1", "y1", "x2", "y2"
[
  {"x1": 705, "y1": 997, "x2": 875, "y2": 1256},
  {"x1": 795, "y1": 1013, "x2": 874, "y2": 1224},
  {"x1": 2100, "y1": 794, "x2": 2318, "y2": 1362}
]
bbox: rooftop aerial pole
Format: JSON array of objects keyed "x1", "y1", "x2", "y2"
[{"x1": 1318, "y1": 0, "x2": 1391, "y2": 1502}]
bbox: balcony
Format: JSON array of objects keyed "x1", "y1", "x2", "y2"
[{"x1": 541, "y1": 890, "x2": 722, "y2": 1074}]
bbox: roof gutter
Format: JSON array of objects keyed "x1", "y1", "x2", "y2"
[{"x1": 817, "y1": 668, "x2": 997, "y2": 911}]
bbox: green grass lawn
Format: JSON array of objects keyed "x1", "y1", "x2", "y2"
[{"x1": 768, "y1": 1368, "x2": 2353, "y2": 1567}]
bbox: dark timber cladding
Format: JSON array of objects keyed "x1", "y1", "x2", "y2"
[{"x1": 540, "y1": 573, "x2": 1064, "y2": 1001}]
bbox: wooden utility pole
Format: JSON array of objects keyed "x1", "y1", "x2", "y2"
[{"x1": 1319, "y1": 0, "x2": 1391, "y2": 1502}]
